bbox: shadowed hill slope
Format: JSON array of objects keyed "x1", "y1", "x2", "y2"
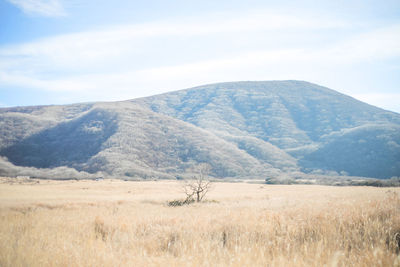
[
  {"x1": 300, "y1": 124, "x2": 400, "y2": 178},
  {"x1": 1, "y1": 108, "x2": 118, "y2": 169},
  {"x1": 0, "y1": 102, "x2": 291, "y2": 179}
]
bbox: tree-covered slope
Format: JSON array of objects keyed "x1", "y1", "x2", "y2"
[
  {"x1": 133, "y1": 81, "x2": 400, "y2": 178},
  {"x1": 0, "y1": 102, "x2": 290, "y2": 179},
  {"x1": 0, "y1": 81, "x2": 399, "y2": 179},
  {"x1": 300, "y1": 124, "x2": 400, "y2": 178}
]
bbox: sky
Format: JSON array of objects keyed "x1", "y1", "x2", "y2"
[{"x1": 0, "y1": 0, "x2": 399, "y2": 113}]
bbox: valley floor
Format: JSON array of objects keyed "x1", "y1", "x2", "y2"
[{"x1": 0, "y1": 178, "x2": 399, "y2": 266}]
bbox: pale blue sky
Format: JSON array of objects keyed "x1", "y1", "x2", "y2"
[{"x1": 1, "y1": 0, "x2": 399, "y2": 112}]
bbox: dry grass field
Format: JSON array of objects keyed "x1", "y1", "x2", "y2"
[{"x1": 0, "y1": 177, "x2": 399, "y2": 266}]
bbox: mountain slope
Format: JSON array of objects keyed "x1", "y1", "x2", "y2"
[
  {"x1": 0, "y1": 102, "x2": 288, "y2": 179},
  {"x1": 1, "y1": 108, "x2": 118, "y2": 169},
  {"x1": 132, "y1": 81, "x2": 400, "y2": 178},
  {"x1": 300, "y1": 124, "x2": 400, "y2": 178},
  {"x1": 0, "y1": 81, "x2": 399, "y2": 179}
]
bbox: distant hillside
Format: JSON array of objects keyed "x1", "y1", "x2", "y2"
[
  {"x1": 133, "y1": 81, "x2": 400, "y2": 179},
  {"x1": 0, "y1": 81, "x2": 399, "y2": 180}
]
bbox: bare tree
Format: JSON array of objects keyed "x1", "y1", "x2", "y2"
[{"x1": 183, "y1": 163, "x2": 212, "y2": 202}]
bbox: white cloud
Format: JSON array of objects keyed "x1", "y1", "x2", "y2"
[
  {"x1": 0, "y1": 10, "x2": 349, "y2": 66},
  {"x1": 1, "y1": 13, "x2": 396, "y2": 70},
  {"x1": 0, "y1": 71, "x2": 90, "y2": 92},
  {"x1": 0, "y1": 11, "x2": 354, "y2": 87},
  {"x1": 6, "y1": 0, "x2": 66, "y2": 17},
  {"x1": 321, "y1": 24, "x2": 400, "y2": 63},
  {"x1": 0, "y1": 10, "x2": 399, "y2": 112}
]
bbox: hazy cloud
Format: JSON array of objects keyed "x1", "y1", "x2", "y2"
[
  {"x1": 6, "y1": 0, "x2": 66, "y2": 17},
  {"x1": 0, "y1": 10, "x2": 399, "y2": 111}
]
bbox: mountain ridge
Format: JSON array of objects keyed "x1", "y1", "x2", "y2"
[{"x1": 1, "y1": 80, "x2": 399, "y2": 180}]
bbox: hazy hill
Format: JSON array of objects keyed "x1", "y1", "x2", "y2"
[
  {"x1": 0, "y1": 102, "x2": 282, "y2": 179},
  {"x1": 0, "y1": 81, "x2": 399, "y2": 180},
  {"x1": 133, "y1": 81, "x2": 400, "y2": 178}
]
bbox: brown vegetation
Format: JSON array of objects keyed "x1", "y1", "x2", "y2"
[{"x1": 0, "y1": 177, "x2": 399, "y2": 266}]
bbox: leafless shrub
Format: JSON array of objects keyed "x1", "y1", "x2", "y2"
[{"x1": 182, "y1": 163, "x2": 213, "y2": 203}]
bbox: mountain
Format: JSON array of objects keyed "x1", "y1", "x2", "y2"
[
  {"x1": 0, "y1": 81, "x2": 399, "y2": 180},
  {"x1": 133, "y1": 81, "x2": 400, "y2": 178}
]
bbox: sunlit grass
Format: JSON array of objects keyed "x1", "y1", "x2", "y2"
[{"x1": 0, "y1": 178, "x2": 399, "y2": 266}]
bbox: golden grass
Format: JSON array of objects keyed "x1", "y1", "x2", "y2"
[{"x1": 0, "y1": 177, "x2": 399, "y2": 266}]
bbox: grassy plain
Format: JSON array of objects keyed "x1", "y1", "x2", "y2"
[{"x1": 0, "y1": 177, "x2": 399, "y2": 266}]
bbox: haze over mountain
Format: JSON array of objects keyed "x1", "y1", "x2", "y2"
[{"x1": 0, "y1": 81, "x2": 399, "y2": 180}]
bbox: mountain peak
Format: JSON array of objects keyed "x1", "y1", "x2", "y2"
[{"x1": 1, "y1": 81, "x2": 399, "y2": 180}]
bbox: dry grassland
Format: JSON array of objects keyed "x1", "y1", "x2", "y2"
[{"x1": 0, "y1": 177, "x2": 399, "y2": 266}]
